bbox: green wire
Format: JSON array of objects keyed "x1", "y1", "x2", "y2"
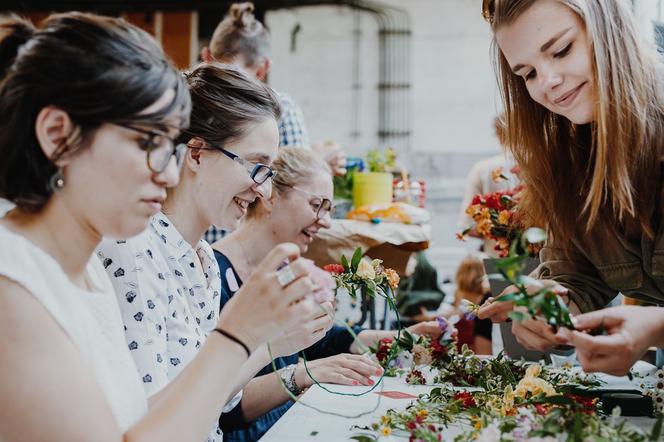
[
  {"x1": 265, "y1": 287, "x2": 404, "y2": 418},
  {"x1": 299, "y1": 292, "x2": 401, "y2": 397}
]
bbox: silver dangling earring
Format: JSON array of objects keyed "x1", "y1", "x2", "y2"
[{"x1": 49, "y1": 168, "x2": 65, "y2": 192}]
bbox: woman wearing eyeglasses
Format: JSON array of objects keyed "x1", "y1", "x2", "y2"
[
  {"x1": 476, "y1": 0, "x2": 664, "y2": 375},
  {"x1": 97, "y1": 63, "x2": 329, "y2": 441},
  {"x1": 212, "y1": 146, "x2": 442, "y2": 441},
  {"x1": 0, "y1": 13, "x2": 318, "y2": 442}
]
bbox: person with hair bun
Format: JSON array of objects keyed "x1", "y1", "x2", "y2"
[
  {"x1": 476, "y1": 0, "x2": 664, "y2": 376},
  {"x1": 212, "y1": 146, "x2": 442, "y2": 442},
  {"x1": 98, "y1": 63, "x2": 331, "y2": 442},
  {"x1": 0, "y1": 12, "x2": 316, "y2": 441},
  {"x1": 201, "y1": 2, "x2": 347, "y2": 245}
]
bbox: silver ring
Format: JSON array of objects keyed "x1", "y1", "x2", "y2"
[{"x1": 276, "y1": 265, "x2": 296, "y2": 287}]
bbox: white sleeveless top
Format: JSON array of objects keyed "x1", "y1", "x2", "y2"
[{"x1": 0, "y1": 223, "x2": 148, "y2": 431}]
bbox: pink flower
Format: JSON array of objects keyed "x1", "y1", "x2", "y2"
[{"x1": 302, "y1": 259, "x2": 335, "y2": 303}]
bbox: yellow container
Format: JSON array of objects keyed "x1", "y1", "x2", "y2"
[{"x1": 352, "y1": 172, "x2": 393, "y2": 208}]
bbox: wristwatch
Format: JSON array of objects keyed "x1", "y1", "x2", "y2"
[{"x1": 279, "y1": 364, "x2": 303, "y2": 395}]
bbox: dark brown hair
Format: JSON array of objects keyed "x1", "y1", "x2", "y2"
[
  {"x1": 178, "y1": 62, "x2": 280, "y2": 146},
  {"x1": 0, "y1": 12, "x2": 190, "y2": 212},
  {"x1": 209, "y1": 2, "x2": 270, "y2": 67}
]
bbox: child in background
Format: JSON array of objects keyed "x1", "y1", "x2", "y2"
[{"x1": 453, "y1": 255, "x2": 492, "y2": 354}]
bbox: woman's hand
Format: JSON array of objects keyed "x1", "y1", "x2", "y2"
[
  {"x1": 293, "y1": 353, "x2": 383, "y2": 388},
  {"x1": 407, "y1": 320, "x2": 443, "y2": 340},
  {"x1": 312, "y1": 141, "x2": 347, "y2": 176},
  {"x1": 269, "y1": 302, "x2": 334, "y2": 357},
  {"x1": 557, "y1": 306, "x2": 664, "y2": 376},
  {"x1": 476, "y1": 279, "x2": 570, "y2": 351},
  {"x1": 218, "y1": 243, "x2": 317, "y2": 352},
  {"x1": 477, "y1": 279, "x2": 568, "y2": 322}
]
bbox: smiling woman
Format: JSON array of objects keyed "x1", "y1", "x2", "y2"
[
  {"x1": 0, "y1": 11, "x2": 322, "y2": 442},
  {"x1": 476, "y1": 0, "x2": 664, "y2": 372}
]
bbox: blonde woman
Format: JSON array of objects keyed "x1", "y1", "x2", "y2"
[
  {"x1": 212, "y1": 147, "x2": 442, "y2": 441},
  {"x1": 476, "y1": 0, "x2": 664, "y2": 375}
]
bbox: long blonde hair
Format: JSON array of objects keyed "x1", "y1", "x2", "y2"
[{"x1": 491, "y1": 0, "x2": 664, "y2": 241}]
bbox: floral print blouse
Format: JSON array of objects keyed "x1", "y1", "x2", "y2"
[{"x1": 97, "y1": 211, "x2": 240, "y2": 441}]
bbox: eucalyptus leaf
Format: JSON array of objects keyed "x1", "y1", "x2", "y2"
[
  {"x1": 351, "y1": 247, "x2": 363, "y2": 272},
  {"x1": 508, "y1": 311, "x2": 528, "y2": 322}
]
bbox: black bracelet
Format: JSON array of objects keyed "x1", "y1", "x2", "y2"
[{"x1": 213, "y1": 328, "x2": 251, "y2": 358}]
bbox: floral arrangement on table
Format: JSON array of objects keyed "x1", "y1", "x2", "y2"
[
  {"x1": 324, "y1": 247, "x2": 400, "y2": 302},
  {"x1": 457, "y1": 165, "x2": 540, "y2": 258},
  {"x1": 352, "y1": 362, "x2": 661, "y2": 442},
  {"x1": 371, "y1": 317, "x2": 457, "y2": 379}
]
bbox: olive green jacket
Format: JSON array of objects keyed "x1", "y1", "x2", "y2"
[{"x1": 536, "y1": 217, "x2": 664, "y2": 312}]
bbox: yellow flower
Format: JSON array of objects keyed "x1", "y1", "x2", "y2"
[
  {"x1": 385, "y1": 268, "x2": 400, "y2": 289},
  {"x1": 492, "y1": 167, "x2": 504, "y2": 182},
  {"x1": 381, "y1": 426, "x2": 392, "y2": 436},
  {"x1": 471, "y1": 416, "x2": 483, "y2": 430},
  {"x1": 466, "y1": 204, "x2": 482, "y2": 219},
  {"x1": 502, "y1": 385, "x2": 515, "y2": 415},
  {"x1": 417, "y1": 409, "x2": 429, "y2": 419},
  {"x1": 380, "y1": 415, "x2": 392, "y2": 426},
  {"x1": 477, "y1": 218, "x2": 493, "y2": 236},
  {"x1": 515, "y1": 377, "x2": 557, "y2": 398},
  {"x1": 497, "y1": 210, "x2": 511, "y2": 225},
  {"x1": 525, "y1": 364, "x2": 542, "y2": 378},
  {"x1": 356, "y1": 259, "x2": 376, "y2": 279}
]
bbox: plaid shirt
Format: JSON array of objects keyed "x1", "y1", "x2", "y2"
[
  {"x1": 204, "y1": 226, "x2": 226, "y2": 245},
  {"x1": 277, "y1": 91, "x2": 310, "y2": 148}
]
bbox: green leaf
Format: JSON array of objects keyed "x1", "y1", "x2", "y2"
[
  {"x1": 310, "y1": 431, "x2": 319, "y2": 436},
  {"x1": 351, "y1": 247, "x2": 363, "y2": 272},
  {"x1": 350, "y1": 436, "x2": 377, "y2": 442},
  {"x1": 341, "y1": 255, "x2": 349, "y2": 272},
  {"x1": 650, "y1": 413, "x2": 663, "y2": 441},
  {"x1": 507, "y1": 311, "x2": 528, "y2": 322}
]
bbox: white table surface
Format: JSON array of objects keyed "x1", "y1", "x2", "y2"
[{"x1": 260, "y1": 365, "x2": 661, "y2": 442}]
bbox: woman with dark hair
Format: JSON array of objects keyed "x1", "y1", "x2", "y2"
[
  {"x1": 0, "y1": 13, "x2": 315, "y2": 441},
  {"x1": 97, "y1": 62, "x2": 340, "y2": 441},
  {"x1": 200, "y1": 3, "x2": 346, "y2": 245}
]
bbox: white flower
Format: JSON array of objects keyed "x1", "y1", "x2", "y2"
[
  {"x1": 356, "y1": 259, "x2": 376, "y2": 279},
  {"x1": 392, "y1": 351, "x2": 412, "y2": 369},
  {"x1": 611, "y1": 406, "x2": 622, "y2": 426},
  {"x1": 475, "y1": 422, "x2": 502, "y2": 442},
  {"x1": 418, "y1": 365, "x2": 438, "y2": 385}
]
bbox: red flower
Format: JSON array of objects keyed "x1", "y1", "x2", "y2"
[
  {"x1": 323, "y1": 264, "x2": 345, "y2": 275},
  {"x1": 534, "y1": 404, "x2": 548, "y2": 415},
  {"x1": 453, "y1": 391, "x2": 476, "y2": 408},
  {"x1": 471, "y1": 194, "x2": 482, "y2": 205}
]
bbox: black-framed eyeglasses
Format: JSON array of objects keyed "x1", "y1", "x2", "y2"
[
  {"x1": 207, "y1": 145, "x2": 276, "y2": 185},
  {"x1": 115, "y1": 123, "x2": 186, "y2": 174},
  {"x1": 289, "y1": 186, "x2": 334, "y2": 220},
  {"x1": 482, "y1": 0, "x2": 495, "y2": 23}
]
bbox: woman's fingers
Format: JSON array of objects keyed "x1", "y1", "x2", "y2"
[
  {"x1": 477, "y1": 298, "x2": 514, "y2": 321},
  {"x1": 512, "y1": 321, "x2": 556, "y2": 351},
  {"x1": 338, "y1": 355, "x2": 383, "y2": 377},
  {"x1": 257, "y1": 243, "x2": 301, "y2": 273}
]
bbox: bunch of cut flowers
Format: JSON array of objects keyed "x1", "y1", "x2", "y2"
[
  {"x1": 324, "y1": 247, "x2": 400, "y2": 302},
  {"x1": 458, "y1": 166, "x2": 540, "y2": 258}
]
